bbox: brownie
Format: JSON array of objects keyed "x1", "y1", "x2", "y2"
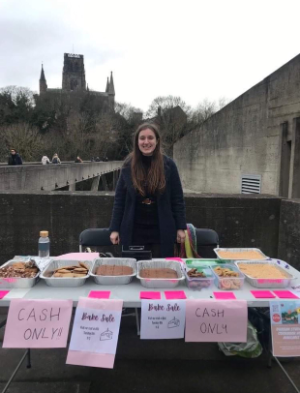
[
  {"x1": 96, "y1": 265, "x2": 133, "y2": 276},
  {"x1": 140, "y1": 268, "x2": 178, "y2": 279}
]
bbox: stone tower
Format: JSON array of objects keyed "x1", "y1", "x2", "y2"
[
  {"x1": 39, "y1": 64, "x2": 47, "y2": 94},
  {"x1": 62, "y1": 53, "x2": 86, "y2": 91},
  {"x1": 108, "y1": 71, "x2": 115, "y2": 110}
]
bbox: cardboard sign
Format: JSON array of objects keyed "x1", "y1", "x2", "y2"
[
  {"x1": 140, "y1": 300, "x2": 186, "y2": 339},
  {"x1": 270, "y1": 300, "x2": 300, "y2": 357},
  {"x1": 66, "y1": 297, "x2": 123, "y2": 369},
  {"x1": 3, "y1": 299, "x2": 73, "y2": 348},
  {"x1": 185, "y1": 299, "x2": 247, "y2": 342}
]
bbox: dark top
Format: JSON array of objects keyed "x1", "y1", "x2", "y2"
[
  {"x1": 109, "y1": 155, "x2": 187, "y2": 257},
  {"x1": 132, "y1": 155, "x2": 160, "y2": 244},
  {"x1": 8, "y1": 153, "x2": 22, "y2": 165}
]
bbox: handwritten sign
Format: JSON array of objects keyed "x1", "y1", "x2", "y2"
[
  {"x1": 185, "y1": 300, "x2": 247, "y2": 342},
  {"x1": 270, "y1": 300, "x2": 300, "y2": 357},
  {"x1": 140, "y1": 300, "x2": 186, "y2": 339},
  {"x1": 3, "y1": 299, "x2": 73, "y2": 348},
  {"x1": 67, "y1": 297, "x2": 123, "y2": 369}
]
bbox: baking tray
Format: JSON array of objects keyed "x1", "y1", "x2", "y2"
[
  {"x1": 184, "y1": 267, "x2": 214, "y2": 291},
  {"x1": 0, "y1": 259, "x2": 41, "y2": 289},
  {"x1": 90, "y1": 258, "x2": 137, "y2": 285},
  {"x1": 214, "y1": 248, "x2": 268, "y2": 261},
  {"x1": 211, "y1": 264, "x2": 245, "y2": 290},
  {"x1": 137, "y1": 260, "x2": 184, "y2": 288},
  {"x1": 235, "y1": 260, "x2": 295, "y2": 288},
  {"x1": 40, "y1": 259, "x2": 93, "y2": 287}
]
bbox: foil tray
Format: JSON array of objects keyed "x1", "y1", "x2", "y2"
[
  {"x1": 137, "y1": 260, "x2": 184, "y2": 288},
  {"x1": 90, "y1": 258, "x2": 137, "y2": 285},
  {"x1": 0, "y1": 259, "x2": 41, "y2": 289}
]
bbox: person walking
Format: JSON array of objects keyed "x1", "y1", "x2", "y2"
[
  {"x1": 52, "y1": 153, "x2": 61, "y2": 164},
  {"x1": 8, "y1": 148, "x2": 23, "y2": 165},
  {"x1": 41, "y1": 156, "x2": 51, "y2": 165},
  {"x1": 109, "y1": 123, "x2": 186, "y2": 258}
]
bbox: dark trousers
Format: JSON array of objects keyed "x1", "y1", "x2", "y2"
[{"x1": 144, "y1": 244, "x2": 162, "y2": 258}]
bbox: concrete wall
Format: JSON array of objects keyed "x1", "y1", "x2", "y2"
[
  {"x1": 0, "y1": 161, "x2": 121, "y2": 192},
  {"x1": 0, "y1": 192, "x2": 282, "y2": 266},
  {"x1": 174, "y1": 54, "x2": 300, "y2": 196},
  {"x1": 278, "y1": 198, "x2": 300, "y2": 270}
]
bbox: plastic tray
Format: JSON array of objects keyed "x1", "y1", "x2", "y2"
[
  {"x1": 137, "y1": 260, "x2": 184, "y2": 288},
  {"x1": 0, "y1": 259, "x2": 40, "y2": 289},
  {"x1": 40, "y1": 259, "x2": 93, "y2": 287},
  {"x1": 214, "y1": 248, "x2": 268, "y2": 261},
  {"x1": 184, "y1": 267, "x2": 214, "y2": 291},
  {"x1": 235, "y1": 260, "x2": 295, "y2": 288},
  {"x1": 90, "y1": 258, "x2": 137, "y2": 285},
  {"x1": 211, "y1": 264, "x2": 245, "y2": 290}
]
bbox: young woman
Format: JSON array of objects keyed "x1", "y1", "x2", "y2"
[{"x1": 109, "y1": 123, "x2": 186, "y2": 258}]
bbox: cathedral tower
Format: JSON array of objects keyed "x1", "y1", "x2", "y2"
[
  {"x1": 62, "y1": 53, "x2": 86, "y2": 91},
  {"x1": 39, "y1": 64, "x2": 47, "y2": 94}
]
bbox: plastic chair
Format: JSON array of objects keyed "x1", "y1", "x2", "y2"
[
  {"x1": 79, "y1": 228, "x2": 140, "y2": 335},
  {"x1": 195, "y1": 228, "x2": 219, "y2": 258}
]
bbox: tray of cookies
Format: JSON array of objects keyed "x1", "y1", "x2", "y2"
[
  {"x1": 211, "y1": 264, "x2": 245, "y2": 290},
  {"x1": 90, "y1": 258, "x2": 137, "y2": 285},
  {"x1": 137, "y1": 260, "x2": 184, "y2": 288},
  {"x1": 0, "y1": 258, "x2": 40, "y2": 289},
  {"x1": 40, "y1": 259, "x2": 92, "y2": 287}
]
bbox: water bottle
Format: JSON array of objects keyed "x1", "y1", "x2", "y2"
[{"x1": 38, "y1": 231, "x2": 50, "y2": 258}]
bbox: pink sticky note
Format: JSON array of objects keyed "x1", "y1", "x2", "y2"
[
  {"x1": 140, "y1": 291, "x2": 161, "y2": 299},
  {"x1": 165, "y1": 257, "x2": 184, "y2": 263},
  {"x1": 273, "y1": 290, "x2": 299, "y2": 299},
  {"x1": 55, "y1": 252, "x2": 99, "y2": 261},
  {"x1": 88, "y1": 291, "x2": 111, "y2": 299},
  {"x1": 164, "y1": 291, "x2": 187, "y2": 299},
  {"x1": 0, "y1": 290, "x2": 9, "y2": 299},
  {"x1": 3, "y1": 299, "x2": 73, "y2": 348},
  {"x1": 251, "y1": 290, "x2": 276, "y2": 299},
  {"x1": 213, "y1": 292, "x2": 236, "y2": 300}
]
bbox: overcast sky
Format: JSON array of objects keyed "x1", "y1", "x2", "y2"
[{"x1": 0, "y1": 0, "x2": 300, "y2": 112}]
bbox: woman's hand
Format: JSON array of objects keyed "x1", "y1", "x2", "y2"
[
  {"x1": 176, "y1": 229, "x2": 186, "y2": 243},
  {"x1": 110, "y1": 231, "x2": 120, "y2": 245}
]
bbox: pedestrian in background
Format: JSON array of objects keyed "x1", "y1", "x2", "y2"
[
  {"x1": 8, "y1": 148, "x2": 22, "y2": 165},
  {"x1": 75, "y1": 156, "x2": 83, "y2": 163},
  {"x1": 52, "y1": 153, "x2": 61, "y2": 164},
  {"x1": 41, "y1": 156, "x2": 51, "y2": 165},
  {"x1": 109, "y1": 123, "x2": 186, "y2": 258}
]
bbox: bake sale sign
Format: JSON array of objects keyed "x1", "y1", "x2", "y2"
[{"x1": 140, "y1": 300, "x2": 186, "y2": 339}]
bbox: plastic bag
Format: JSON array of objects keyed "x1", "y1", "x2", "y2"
[{"x1": 218, "y1": 321, "x2": 263, "y2": 358}]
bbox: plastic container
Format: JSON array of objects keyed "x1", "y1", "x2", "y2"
[
  {"x1": 91, "y1": 258, "x2": 137, "y2": 285},
  {"x1": 38, "y1": 230, "x2": 50, "y2": 258},
  {"x1": 0, "y1": 258, "x2": 40, "y2": 289},
  {"x1": 211, "y1": 264, "x2": 245, "y2": 290},
  {"x1": 184, "y1": 267, "x2": 214, "y2": 291},
  {"x1": 137, "y1": 260, "x2": 184, "y2": 288},
  {"x1": 214, "y1": 248, "x2": 267, "y2": 261},
  {"x1": 186, "y1": 259, "x2": 226, "y2": 268},
  {"x1": 40, "y1": 259, "x2": 92, "y2": 287},
  {"x1": 235, "y1": 260, "x2": 295, "y2": 288}
]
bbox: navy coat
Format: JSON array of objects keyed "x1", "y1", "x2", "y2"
[{"x1": 109, "y1": 155, "x2": 187, "y2": 257}]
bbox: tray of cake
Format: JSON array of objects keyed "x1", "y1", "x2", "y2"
[
  {"x1": 214, "y1": 248, "x2": 268, "y2": 261},
  {"x1": 0, "y1": 258, "x2": 41, "y2": 289},
  {"x1": 40, "y1": 259, "x2": 93, "y2": 287},
  {"x1": 90, "y1": 258, "x2": 137, "y2": 285},
  {"x1": 235, "y1": 260, "x2": 295, "y2": 288},
  {"x1": 137, "y1": 260, "x2": 184, "y2": 288}
]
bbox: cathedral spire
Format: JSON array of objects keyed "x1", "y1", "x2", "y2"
[
  {"x1": 108, "y1": 71, "x2": 115, "y2": 95},
  {"x1": 39, "y1": 64, "x2": 47, "y2": 94},
  {"x1": 105, "y1": 77, "x2": 109, "y2": 93}
]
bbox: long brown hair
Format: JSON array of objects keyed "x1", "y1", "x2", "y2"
[{"x1": 129, "y1": 123, "x2": 166, "y2": 196}]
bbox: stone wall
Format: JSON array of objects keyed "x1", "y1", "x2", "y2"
[
  {"x1": 278, "y1": 198, "x2": 300, "y2": 270},
  {"x1": 0, "y1": 192, "x2": 282, "y2": 265},
  {"x1": 174, "y1": 54, "x2": 300, "y2": 196}
]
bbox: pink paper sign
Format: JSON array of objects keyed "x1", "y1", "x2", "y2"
[
  {"x1": 213, "y1": 292, "x2": 236, "y2": 300},
  {"x1": 67, "y1": 297, "x2": 123, "y2": 369},
  {"x1": 273, "y1": 291, "x2": 299, "y2": 299},
  {"x1": 89, "y1": 291, "x2": 111, "y2": 299},
  {"x1": 140, "y1": 292, "x2": 161, "y2": 299},
  {"x1": 165, "y1": 257, "x2": 184, "y2": 263},
  {"x1": 185, "y1": 299, "x2": 248, "y2": 342},
  {"x1": 164, "y1": 291, "x2": 187, "y2": 299},
  {"x1": 3, "y1": 299, "x2": 73, "y2": 348},
  {"x1": 0, "y1": 290, "x2": 9, "y2": 299},
  {"x1": 251, "y1": 290, "x2": 276, "y2": 299},
  {"x1": 55, "y1": 252, "x2": 99, "y2": 261}
]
